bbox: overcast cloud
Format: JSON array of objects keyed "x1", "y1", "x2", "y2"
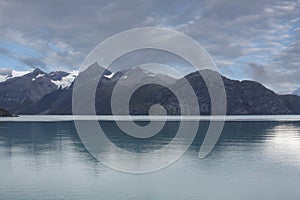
[{"x1": 0, "y1": 0, "x2": 299, "y2": 93}]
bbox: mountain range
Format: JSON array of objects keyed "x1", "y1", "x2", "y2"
[{"x1": 1, "y1": 64, "x2": 300, "y2": 115}]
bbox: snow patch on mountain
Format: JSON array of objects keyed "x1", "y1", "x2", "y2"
[
  {"x1": 104, "y1": 72, "x2": 115, "y2": 79},
  {"x1": 0, "y1": 69, "x2": 32, "y2": 83},
  {"x1": 11, "y1": 70, "x2": 32, "y2": 77},
  {"x1": 0, "y1": 75, "x2": 6, "y2": 82},
  {"x1": 36, "y1": 74, "x2": 45, "y2": 79},
  {"x1": 51, "y1": 70, "x2": 78, "y2": 89}
]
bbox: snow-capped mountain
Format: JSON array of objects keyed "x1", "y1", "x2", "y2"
[
  {"x1": 0, "y1": 68, "x2": 78, "y2": 114},
  {"x1": 0, "y1": 68, "x2": 33, "y2": 83},
  {"x1": 0, "y1": 68, "x2": 78, "y2": 88},
  {"x1": 50, "y1": 70, "x2": 78, "y2": 89},
  {"x1": 0, "y1": 64, "x2": 174, "y2": 114},
  {"x1": 2, "y1": 63, "x2": 300, "y2": 115}
]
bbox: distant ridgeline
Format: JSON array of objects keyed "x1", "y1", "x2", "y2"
[{"x1": 0, "y1": 64, "x2": 300, "y2": 115}]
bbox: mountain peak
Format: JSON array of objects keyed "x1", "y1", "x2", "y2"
[
  {"x1": 81, "y1": 62, "x2": 111, "y2": 76},
  {"x1": 0, "y1": 68, "x2": 32, "y2": 83},
  {"x1": 32, "y1": 68, "x2": 45, "y2": 75}
]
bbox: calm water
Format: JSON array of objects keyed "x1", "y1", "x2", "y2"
[{"x1": 1, "y1": 120, "x2": 300, "y2": 199}]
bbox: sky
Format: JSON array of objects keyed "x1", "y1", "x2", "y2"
[{"x1": 0, "y1": 0, "x2": 299, "y2": 94}]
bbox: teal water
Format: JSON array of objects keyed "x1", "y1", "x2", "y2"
[{"x1": 1, "y1": 121, "x2": 300, "y2": 199}]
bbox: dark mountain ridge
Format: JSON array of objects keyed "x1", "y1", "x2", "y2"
[{"x1": 1, "y1": 64, "x2": 300, "y2": 115}]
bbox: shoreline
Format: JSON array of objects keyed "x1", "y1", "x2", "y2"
[{"x1": 1, "y1": 115, "x2": 300, "y2": 122}]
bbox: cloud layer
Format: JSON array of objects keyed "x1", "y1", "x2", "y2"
[{"x1": 0, "y1": 0, "x2": 299, "y2": 93}]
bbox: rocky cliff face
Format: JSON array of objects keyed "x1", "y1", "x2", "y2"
[{"x1": 0, "y1": 68, "x2": 76, "y2": 114}]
